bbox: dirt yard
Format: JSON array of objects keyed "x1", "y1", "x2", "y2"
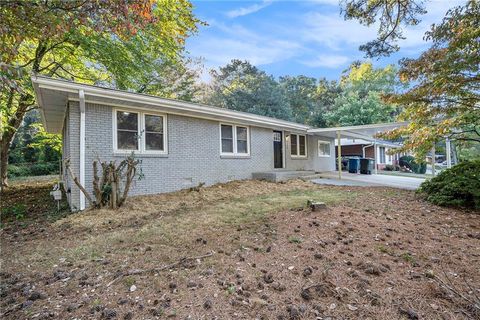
[{"x1": 1, "y1": 179, "x2": 479, "y2": 319}]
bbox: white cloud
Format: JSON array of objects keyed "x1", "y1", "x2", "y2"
[
  {"x1": 302, "y1": 12, "x2": 378, "y2": 50},
  {"x1": 301, "y1": 54, "x2": 350, "y2": 68},
  {"x1": 189, "y1": 35, "x2": 302, "y2": 68},
  {"x1": 226, "y1": 0, "x2": 273, "y2": 18}
]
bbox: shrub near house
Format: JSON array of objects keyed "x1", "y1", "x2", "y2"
[{"x1": 418, "y1": 160, "x2": 480, "y2": 210}]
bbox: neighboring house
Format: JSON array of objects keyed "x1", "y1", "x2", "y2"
[
  {"x1": 335, "y1": 138, "x2": 403, "y2": 170},
  {"x1": 33, "y1": 76, "x2": 337, "y2": 211}
]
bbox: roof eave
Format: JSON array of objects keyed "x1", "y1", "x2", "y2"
[{"x1": 31, "y1": 76, "x2": 311, "y2": 132}]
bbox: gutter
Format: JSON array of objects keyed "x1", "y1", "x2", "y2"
[
  {"x1": 79, "y1": 89, "x2": 86, "y2": 210},
  {"x1": 32, "y1": 76, "x2": 310, "y2": 132}
]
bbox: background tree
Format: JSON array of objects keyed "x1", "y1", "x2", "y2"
[
  {"x1": 341, "y1": 0, "x2": 427, "y2": 57},
  {"x1": 325, "y1": 62, "x2": 401, "y2": 126},
  {"x1": 379, "y1": 0, "x2": 480, "y2": 158},
  {"x1": 309, "y1": 78, "x2": 343, "y2": 128},
  {"x1": 279, "y1": 75, "x2": 318, "y2": 124},
  {"x1": 206, "y1": 60, "x2": 292, "y2": 121},
  {"x1": 0, "y1": 0, "x2": 201, "y2": 187}
]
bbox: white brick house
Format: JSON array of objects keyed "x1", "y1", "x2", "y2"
[{"x1": 33, "y1": 76, "x2": 336, "y2": 211}]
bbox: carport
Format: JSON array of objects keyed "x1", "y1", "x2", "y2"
[{"x1": 307, "y1": 122, "x2": 408, "y2": 179}]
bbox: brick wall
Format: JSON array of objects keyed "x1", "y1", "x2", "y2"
[{"x1": 64, "y1": 102, "x2": 335, "y2": 210}]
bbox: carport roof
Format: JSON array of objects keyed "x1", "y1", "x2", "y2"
[{"x1": 307, "y1": 122, "x2": 408, "y2": 141}]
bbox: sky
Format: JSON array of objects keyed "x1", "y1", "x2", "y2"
[{"x1": 186, "y1": 0, "x2": 463, "y2": 81}]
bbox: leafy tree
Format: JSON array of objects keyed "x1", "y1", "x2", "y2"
[
  {"x1": 380, "y1": 1, "x2": 480, "y2": 158},
  {"x1": 133, "y1": 58, "x2": 204, "y2": 102},
  {"x1": 309, "y1": 78, "x2": 343, "y2": 128},
  {"x1": 325, "y1": 62, "x2": 400, "y2": 126},
  {"x1": 341, "y1": 0, "x2": 427, "y2": 57},
  {"x1": 279, "y1": 75, "x2": 318, "y2": 124},
  {"x1": 207, "y1": 60, "x2": 292, "y2": 121},
  {"x1": 0, "y1": 0, "x2": 200, "y2": 187}
]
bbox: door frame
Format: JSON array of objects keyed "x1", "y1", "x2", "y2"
[{"x1": 273, "y1": 130, "x2": 285, "y2": 169}]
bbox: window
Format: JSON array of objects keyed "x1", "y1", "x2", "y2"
[
  {"x1": 220, "y1": 124, "x2": 250, "y2": 156},
  {"x1": 114, "y1": 109, "x2": 167, "y2": 154},
  {"x1": 116, "y1": 111, "x2": 139, "y2": 150},
  {"x1": 144, "y1": 114, "x2": 164, "y2": 151},
  {"x1": 379, "y1": 146, "x2": 386, "y2": 163},
  {"x1": 318, "y1": 140, "x2": 331, "y2": 157},
  {"x1": 221, "y1": 124, "x2": 233, "y2": 153},
  {"x1": 290, "y1": 134, "x2": 307, "y2": 157},
  {"x1": 290, "y1": 134, "x2": 297, "y2": 156},
  {"x1": 236, "y1": 126, "x2": 248, "y2": 154}
]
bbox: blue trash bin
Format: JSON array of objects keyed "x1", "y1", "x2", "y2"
[{"x1": 348, "y1": 158, "x2": 360, "y2": 174}]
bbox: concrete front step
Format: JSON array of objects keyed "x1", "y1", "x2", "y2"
[{"x1": 252, "y1": 170, "x2": 316, "y2": 182}]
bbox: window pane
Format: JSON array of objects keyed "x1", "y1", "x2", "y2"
[
  {"x1": 117, "y1": 111, "x2": 138, "y2": 130},
  {"x1": 117, "y1": 131, "x2": 138, "y2": 150},
  {"x1": 236, "y1": 127, "x2": 248, "y2": 153},
  {"x1": 290, "y1": 134, "x2": 297, "y2": 155},
  {"x1": 221, "y1": 125, "x2": 233, "y2": 139},
  {"x1": 237, "y1": 140, "x2": 248, "y2": 154},
  {"x1": 236, "y1": 127, "x2": 247, "y2": 141},
  {"x1": 146, "y1": 132, "x2": 164, "y2": 151},
  {"x1": 145, "y1": 115, "x2": 163, "y2": 133},
  {"x1": 318, "y1": 142, "x2": 330, "y2": 156},
  {"x1": 299, "y1": 135, "x2": 306, "y2": 156},
  {"x1": 222, "y1": 139, "x2": 233, "y2": 153}
]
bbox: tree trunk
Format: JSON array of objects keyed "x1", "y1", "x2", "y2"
[
  {"x1": 0, "y1": 143, "x2": 9, "y2": 190},
  {"x1": 1, "y1": 94, "x2": 34, "y2": 188}
]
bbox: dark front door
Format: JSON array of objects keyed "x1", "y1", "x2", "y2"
[{"x1": 273, "y1": 131, "x2": 283, "y2": 168}]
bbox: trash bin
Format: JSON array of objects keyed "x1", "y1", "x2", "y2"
[
  {"x1": 348, "y1": 158, "x2": 360, "y2": 174},
  {"x1": 360, "y1": 158, "x2": 375, "y2": 174}
]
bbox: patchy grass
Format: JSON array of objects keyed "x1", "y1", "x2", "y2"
[{"x1": 1, "y1": 178, "x2": 479, "y2": 320}]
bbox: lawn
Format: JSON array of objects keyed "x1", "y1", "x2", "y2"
[{"x1": 1, "y1": 178, "x2": 479, "y2": 319}]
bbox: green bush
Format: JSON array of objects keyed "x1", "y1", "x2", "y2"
[
  {"x1": 7, "y1": 165, "x2": 30, "y2": 177},
  {"x1": 417, "y1": 160, "x2": 480, "y2": 210},
  {"x1": 7, "y1": 162, "x2": 59, "y2": 177},
  {"x1": 399, "y1": 155, "x2": 427, "y2": 174},
  {"x1": 29, "y1": 162, "x2": 58, "y2": 176}
]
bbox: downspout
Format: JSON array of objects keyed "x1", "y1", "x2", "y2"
[
  {"x1": 362, "y1": 144, "x2": 373, "y2": 158},
  {"x1": 79, "y1": 89, "x2": 86, "y2": 210}
]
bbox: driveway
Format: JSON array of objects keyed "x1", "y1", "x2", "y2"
[{"x1": 312, "y1": 171, "x2": 426, "y2": 190}]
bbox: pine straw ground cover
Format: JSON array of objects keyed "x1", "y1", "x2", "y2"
[{"x1": 1, "y1": 179, "x2": 479, "y2": 319}]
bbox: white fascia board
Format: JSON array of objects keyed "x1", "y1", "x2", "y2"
[
  {"x1": 32, "y1": 76, "x2": 310, "y2": 132},
  {"x1": 307, "y1": 121, "x2": 409, "y2": 134},
  {"x1": 32, "y1": 81, "x2": 49, "y2": 131}
]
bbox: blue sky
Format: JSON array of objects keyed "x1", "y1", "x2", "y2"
[{"x1": 186, "y1": 0, "x2": 463, "y2": 81}]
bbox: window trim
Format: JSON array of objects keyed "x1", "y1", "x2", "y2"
[
  {"x1": 219, "y1": 123, "x2": 250, "y2": 157},
  {"x1": 379, "y1": 146, "x2": 386, "y2": 164},
  {"x1": 317, "y1": 140, "x2": 331, "y2": 158},
  {"x1": 113, "y1": 108, "x2": 168, "y2": 155},
  {"x1": 290, "y1": 133, "x2": 308, "y2": 158}
]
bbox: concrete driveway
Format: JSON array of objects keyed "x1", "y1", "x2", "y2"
[{"x1": 312, "y1": 172, "x2": 426, "y2": 190}]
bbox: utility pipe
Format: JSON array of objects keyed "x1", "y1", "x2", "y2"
[
  {"x1": 337, "y1": 131, "x2": 342, "y2": 180},
  {"x1": 79, "y1": 89, "x2": 86, "y2": 210}
]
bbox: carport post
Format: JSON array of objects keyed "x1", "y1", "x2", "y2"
[
  {"x1": 374, "y1": 139, "x2": 378, "y2": 175},
  {"x1": 337, "y1": 131, "x2": 342, "y2": 179},
  {"x1": 446, "y1": 137, "x2": 452, "y2": 168},
  {"x1": 431, "y1": 145, "x2": 436, "y2": 177}
]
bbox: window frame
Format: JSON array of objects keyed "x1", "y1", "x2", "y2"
[
  {"x1": 219, "y1": 123, "x2": 250, "y2": 157},
  {"x1": 113, "y1": 108, "x2": 168, "y2": 155},
  {"x1": 379, "y1": 146, "x2": 386, "y2": 164},
  {"x1": 290, "y1": 133, "x2": 308, "y2": 158},
  {"x1": 317, "y1": 140, "x2": 331, "y2": 157}
]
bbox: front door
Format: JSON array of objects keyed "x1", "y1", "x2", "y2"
[{"x1": 273, "y1": 131, "x2": 283, "y2": 168}]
